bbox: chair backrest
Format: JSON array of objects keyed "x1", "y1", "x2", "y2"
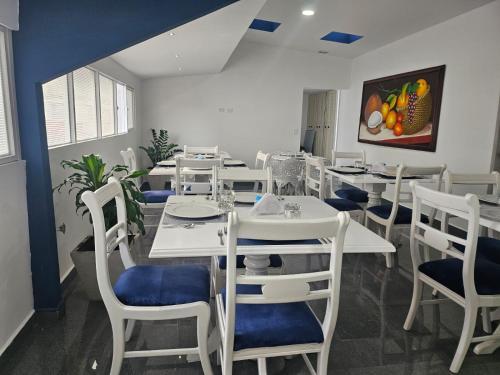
[
  {"x1": 175, "y1": 157, "x2": 222, "y2": 195},
  {"x1": 81, "y1": 177, "x2": 136, "y2": 310},
  {"x1": 386, "y1": 164, "x2": 446, "y2": 226},
  {"x1": 120, "y1": 147, "x2": 140, "y2": 187},
  {"x1": 221, "y1": 211, "x2": 350, "y2": 361},
  {"x1": 332, "y1": 150, "x2": 366, "y2": 167},
  {"x1": 254, "y1": 151, "x2": 271, "y2": 169},
  {"x1": 216, "y1": 167, "x2": 273, "y2": 194},
  {"x1": 184, "y1": 145, "x2": 219, "y2": 157},
  {"x1": 409, "y1": 181, "x2": 480, "y2": 298},
  {"x1": 304, "y1": 155, "x2": 326, "y2": 200}
]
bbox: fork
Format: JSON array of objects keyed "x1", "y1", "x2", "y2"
[{"x1": 217, "y1": 229, "x2": 224, "y2": 245}]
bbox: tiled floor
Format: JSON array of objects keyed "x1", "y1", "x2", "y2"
[{"x1": 1, "y1": 230, "x2": 500, "y2": 374}]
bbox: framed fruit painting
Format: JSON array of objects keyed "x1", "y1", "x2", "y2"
[{"x1": 357, "y1": 65, "x2": 445, "y2": 152}]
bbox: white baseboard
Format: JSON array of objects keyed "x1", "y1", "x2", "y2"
[
  {"x1": 0, "y1": 310, "x2": 35, "y2": 357},
  {"x1": 60, "y1": 264, "x2": 75, "y2": 284}
]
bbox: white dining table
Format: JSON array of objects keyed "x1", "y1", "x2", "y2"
[
  {"x1": 149, "y1": 162, "x2": 248, "y2": 176},
  {"x1": 150, "y1": 195, "x2": 396, "y2": 275},
  {"x1": 325, "y1": 168, "x2": 434, "y2": 207}
]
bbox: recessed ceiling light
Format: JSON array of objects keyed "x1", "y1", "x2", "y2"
[
  {"x1": 302, "y1": 9, "x2": 315, "y2": 16},
  {"x1": 175, "y1": 54, "x2": 180, "y2": 58},
  {"x1": 178, "y1": 67, "x2": 182, "y2": 71},
  {"x1": 169, "y1": 31, "x2": 175, "y2": 36}
]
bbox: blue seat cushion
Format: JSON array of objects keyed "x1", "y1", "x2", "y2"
[
  {"x1": 114, "y1": 265, "x2": 210, "y2": 306},
  {"x1": 221, "y1": 284, "x2": 324, "y2": 351},
  {"x1": 142, "y1": 189, "x2": 175, "y2": 204},
  {"x1": 335, "y1": 188, "x2": 368, "y2": 203},
  {"x1": 324, "y1": 198, "x2": 362, "y2": 212},
  {"x1": 453, "y1": 237, "x2": 500, "y2": 264},
  {"x1": 367, "y1": 204, "x2": 428, "y2": 225},
  {"x1": 418, "y1": 257, "x2": 500, "y2": 296}
]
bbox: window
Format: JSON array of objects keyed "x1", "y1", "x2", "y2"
[
  {"x1": 126, "y1": 88, "x2": 135, "y2": 130},
  {"x1": 73, "y1": 68, "x2": 98, "y2": 141},
  {"x1": 116, "y1": 83, "x2": 127, "y2": 134},
  {"x1": 43, "y1": 66, "x2": 134, "y2": 148},
  {"x1": 99, "y1": 74, "x2": 115, "y2": 137},
  {"x1": 43, "y1": 75, "x2": 71, "y2": 147},
  {"x1": 0, "y1": 27, "x2": 17, "y2": 163}
]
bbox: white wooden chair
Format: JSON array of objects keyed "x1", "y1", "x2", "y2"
[
  {"x1": 82, "y1": 177, "x2": 213, "y2": 375},
  {"x1": 443, "y1": 170, "x2": 500, "y2": 333},
  {"x1": 211, "y1": 167, "x2": 281, "y2": 294},
  {"x1": 216, "y1": 210, "x2": 350, "y2": 375},
  {"x1": 184, "y1": 145, "x2": 219, "y2": 157},
  {"x1": 330, "y1": 150, "x2": 369, "y2": 206},
  {"x1": 365, "y1": 164, "x2": 446, "y2": 268},
  {"x1": 305, "y1": 155, "x2": 364, "y2": 222},
  {"x1": 254, "y1": 151, "x2": 271, "y2": 192},
  {"x1": 403, "y1": 182, "x2": 500, "y2": 373},
  {"x1": 175, "y1": 157, "x2": 222, "y2": 195}
]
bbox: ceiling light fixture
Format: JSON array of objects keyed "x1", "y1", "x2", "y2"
[
  {"x1": 178, "y1": 67, "x2": 182, "y2": 71},
  {"x1": 302, "y1": 9, "x2": 315, "y2": 16},
  {"x1": 169, "y1": 31, "x2": 175, "y2": 36},
  {"x1": 175, "y1": 54, "x2": 180, "y2": 58}
]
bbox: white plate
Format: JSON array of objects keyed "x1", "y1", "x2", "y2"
[
  {"x1": 330, "y1": 166, "x2": 365, "y2": 174},
  {"x1": 157, "y1": 160, "x2": 176, "y2": 167},
  {"x1": 234, "y1": 191, "x2": 257, "y2": 203},
  {"x1": 479, "y1": 195, "x2": 500, "y2": 205},
  {"x1": 165, "y1": 203, "x2": 221, "y2": 219},
  {"x1": 224, "y1": 159, "x2": 246, "y2": 166}
]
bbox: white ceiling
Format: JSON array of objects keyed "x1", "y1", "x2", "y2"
[
  {"x1": 244, "y1": 0, "x2": 493, "y2": 58},
  {"x1": 111, "y1": 0, "x2": 266, "y2": 78}
]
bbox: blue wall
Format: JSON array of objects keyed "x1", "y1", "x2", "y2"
[{"x1": 13, "y1": 0, "x2": 238, "y2": 311}]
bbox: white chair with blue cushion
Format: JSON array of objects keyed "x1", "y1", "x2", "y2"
[
  {"x1": 305, "y1": 155, "x2": 364, "y2": 222},
  {"x1": 403, "y1": 182, "x2": 500, "y2": 373},
  {"x1": 211, "y1": 167, "x2": 282, "y2": 294},
  {"x1": 331, "y1": 150, "x2": 369, "y2": 206},
  {"x1": 443, "y1": 170, "x2": 500, "y2": 333},
  {"x1": 216, "y1": 210, "x2": 350, "y2": 375},
  {"x1": 365, "y1": 164, "x2": 446, "y2": 268},
  {"x1": 82, "y1": 177, "x2": 213, "y2": 375},
  {"x1": 175, "y1": 156, "x2": 223, "y2": 195},
  {"x1": 254, "y1": 151, "x2": 271, "y2": 191}
]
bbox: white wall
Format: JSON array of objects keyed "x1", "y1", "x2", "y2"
[
  {"x1": 337, "y1": 1, "x2": 500, "y2": 174},
  {"x1": 49, "y1": 57, "x2": 143, "y2": 281},
  {"x1": 0, "y1": 161, "x2": 33, "y2": 355},
  {"x1": 141, "y1": 40, "x2": 351, "y2": 165},
  {"x1": 0, "y1": 0, "x2": 18, "y2": 30}
]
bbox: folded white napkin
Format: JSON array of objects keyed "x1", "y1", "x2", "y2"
[{"x1": 250, "y1": 193, "x2": 283, "y2": 215}]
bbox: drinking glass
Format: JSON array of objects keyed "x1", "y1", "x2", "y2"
[{"x1": 218, "y1": 189, "x2": 235, "y2": 213}]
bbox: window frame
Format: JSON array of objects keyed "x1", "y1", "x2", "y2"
[
  {"x1": 0, "y1": 25, "x2": 20, "y2": 164},
  {"x1": 43, "y1": 66, "x2": 135, "y2": 150}
]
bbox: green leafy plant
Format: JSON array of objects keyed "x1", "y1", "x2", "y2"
[
  {"x1": 140, "y1": 129, "x2": 179, "y2": 167},
  {"x1": 54, "y1": 154, "x2": 148, "y2": 235}
]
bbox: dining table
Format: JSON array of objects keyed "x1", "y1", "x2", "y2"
[
  {"x1": 325, "y1": 167, "x2": 435, "y2": 207},
  {"x1": 148, "y1": 159, "x2": 248, "y2": 177},
  {"x1": 150, "y1": 195, "x2": 396, "y2": 275}
]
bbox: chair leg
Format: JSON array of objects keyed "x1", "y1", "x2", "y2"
[
  {"x1": 481, "y1": 307, "x2": 492, "y2": 334},
  {"x1": 404, "y1": 278, "x2": 423, "y2": 331},
  {"x1": 110, "y1": 319, "x2": 125, "y2": 375},
  {"x1": 257, "y1": 358, "x2": 267, "y2": 375},
  {"x1": 316, "y1": 348, "x2": 330, "y2": 375},
  {"x1": 449, "y1": 305, "x2": 478, "y2": 373},
  {"x1": 125, "y1": 319, "x2": 136, "y2": 342},
  {"x1": 385, "y1": 229, "x2": 394, "y2": 268},
  {"x1": 197, "y1": 305, "x2": 214, "y2": 375}
]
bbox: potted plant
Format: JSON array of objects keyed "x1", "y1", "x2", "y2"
[
  {"x1": 54, "y1": 154, "x2": 147, "y2": 300},
  {"x1": 140, "y1": 129, "x2": 179, "y2": 168}
]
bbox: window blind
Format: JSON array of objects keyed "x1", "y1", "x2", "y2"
[
  {"x1": 126, "y1": 87, "x2": 134, "y2": 130},
  {"x1": 43, "y1": 75, "x2": 71, "y2": 147},
  {"x1": 0, "y1": 30, "x2": 10, "y2": 156},
  {"x1": 73, "y1": 68, "x2": 98, "y2": 141},
  {"x1": 116, "y1": 83, "x2": 127, "y2": 134},
  {"x1": 99, "y1": 75, "x2": 115, "y2": 137}
]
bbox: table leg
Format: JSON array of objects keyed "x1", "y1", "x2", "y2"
[
  {"x1": 364, "y1": 183, "x2": 386, "y2": 208},
  {"x1": 244, "y1": 255, "x2": 271, "y2": 275},
  {"x1": 473, "y1": 324, "x2": 500, "y2": 355}
]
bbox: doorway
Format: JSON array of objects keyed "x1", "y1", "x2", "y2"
[{"x1": 300, "y1": 89, "x2": 338, "y2": 159}]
